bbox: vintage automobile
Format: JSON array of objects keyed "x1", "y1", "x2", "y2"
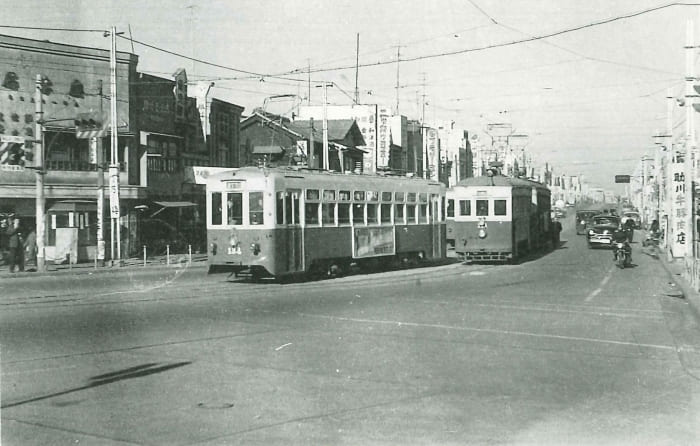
[
  {"x1": 575, "y1": 210, "x2": 599, "y2": 235},
  {"x1": 622, "y1": 211, "x2": 642, "y2": 229},
  {"x1": 587, "y1": 214, "x2": 621, "y2": 248}
]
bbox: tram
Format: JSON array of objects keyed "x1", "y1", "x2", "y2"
[
  {"x1": 445, "y1": 173, "x2": 552, "y2": 262},
  {"x1": 206, "y1": 166, "x2": 446, "y2": 278}
]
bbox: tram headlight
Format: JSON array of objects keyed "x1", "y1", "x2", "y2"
[
  {"x1": 250, "y1": 242, "x2": 260, "y2": 255},
  {"x1": 210, "y1": 242, "x2": 217, "y2": 255},
  {"x1": 478, "y1": 228, "x2": 487, "y2": 239}
]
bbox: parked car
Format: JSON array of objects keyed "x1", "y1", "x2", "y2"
[
  {"x1": 575, "y1": 210, "x2": 599, "y2": 235},
  {"x1": 587, "y1": 215, "x2": 621, "y2": 248},
  {"x1": 622, "y1": 211, "x2": 641, "y2": 229}
]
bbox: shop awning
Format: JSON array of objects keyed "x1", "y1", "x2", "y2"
[
  {"x1": 150, "y1": 201, "x2": 197, "y2": 218},
  {"x1": 252, "y1": 145, "x2": 285, "y2": 154},
  {"x1": 153, "y1": 201, "x2": 197, "y2": 208},
  {"x1": 48, "y1": 201, "x2": 97, "y2": 212}
]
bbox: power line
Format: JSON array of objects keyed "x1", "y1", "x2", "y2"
[
  {"x1": 0, "y1": 25, "x2": 107, "y2": 33},
  {"x1": 273, "y1": 2, "x2": 700, "y2": 76}
]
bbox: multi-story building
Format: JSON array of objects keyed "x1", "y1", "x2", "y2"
[{"x1": 0, "y1": 34, "x2": 243, "y2": 263}]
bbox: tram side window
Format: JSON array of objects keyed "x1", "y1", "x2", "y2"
[
  {"x1": 476, "y1": 199, "x2": 489, "y2": 216},
  {"x1": 395, "y1": 204, "x2": 405, "y2": 224},
  {"x1": 322, "y1": 190, "x2": 336, "y2": 225},
  {"x1": 367, "y1": 203, "x2": 379, "y2": 224},
  {"x1": 211, "y1": 192, "x2": 222, "y2": 225},
  {"x1": 305, "y1": 189, "x2": 320, "y2": 226},
  {"x1": 418, "y1": 204, "x2": 428, "y2": 223},
  {"x1": 353, "y1": 203, "x2": 365, "y2": 225},
  {"x1": 249, "y1": 192, "x2": 264, "y2": 225},
  {"x1": 338, "y1": 203, "x2": 351, "y2": 224},
  {"x1": 227, "y1": 192, "x2": 243, "y2": 225},
  {"x1": 276, "y1": 192, "x2": 284, "y2": 225},
  {"x1": 459, "y1": 200, "x2": 471, "y2": 216},
  {"x1": 285, "y1": 190, "x2": 300, "y2": 224},
  {"x1": 494, "y1": 199, "x2": 507, "y2": 216},
  {"x1": 407, "y1": 204, "x2": 417, "y2": 224},
  {"x1": 380, "y1": 203, "x2": 392, "y2": 223},
  {"x1": 447, "y1": 199, "x2": 455, "y2": 218}
]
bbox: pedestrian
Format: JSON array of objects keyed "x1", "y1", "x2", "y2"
[
  {"x1": 552, "y1": 219, "x2": 562, "y2": 248},
  {"x1": 623, "y1": 217, "x2": 635, "y2": 243},
  {"x1": 24, "y1": 228, "x2": 36, "y2": 270},
  {"x1": 7, "y1": 217, "x2": 24, "y2": 272}
]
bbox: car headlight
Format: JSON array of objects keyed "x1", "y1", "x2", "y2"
[{"x1": 588, "y1": 229, "x2": 594, "y2": 235}]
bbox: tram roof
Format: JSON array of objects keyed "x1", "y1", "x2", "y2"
[
  {"x1": 454, "y1": 175, "x2": 548, "y2": 190},
  {"x1": 207, "y1": 166, "x2": 445, "y2": 187}
]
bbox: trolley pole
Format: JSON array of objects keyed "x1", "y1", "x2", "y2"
[{"x1": 34, "y1": 74, "x2": 46, "y2": 273}]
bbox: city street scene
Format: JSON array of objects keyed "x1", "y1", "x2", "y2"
[{"x1": 2, "y1": 1, "x2": 700, "y2": 445}]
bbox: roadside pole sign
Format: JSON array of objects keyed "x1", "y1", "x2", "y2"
[{"x1": 109, "y1": 165, "x2": 120, "y2": 218}]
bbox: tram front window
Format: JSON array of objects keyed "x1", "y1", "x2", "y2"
[
  {"x1": 249, "y1": 192, "x2": 264, "y2": 225},
  {"x1": 494, "y1": 199, "x2": 507, "y2": 216},
  {"x1": 227, "y1": 192, "x2": 243, "y2": 225},
  {"x1": 211, "y1": 192, "x2": 222, "y2": 225},
  {"x1": 476, "y1": 199, "x2": 488, "y2": 216}
]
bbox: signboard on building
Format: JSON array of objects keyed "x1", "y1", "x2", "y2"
[
  {"x1": 173, "y1": 69, "x2": 188, "y2": 123},
  {"x1": 615, "y1": 175, "x2": 631, "y2": 183},
  {"x1": 377, "y1": 106, "x2": 391, "y2": 169},
  {"x1": 0, "y1": 135, "x2": 29, "y2": 167},
  {"x1": 670, "y1": 159, "x2": 686, "y2": 257},
  {"x1": 423, "y1": 128, "x2": 439, "y2": 180}
]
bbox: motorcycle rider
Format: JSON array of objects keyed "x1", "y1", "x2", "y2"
[{"x1": 612, "y1": 224, "x2": 632, "y2": 263}]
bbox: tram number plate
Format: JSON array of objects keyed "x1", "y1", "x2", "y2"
[{"x1": 228, "y1": 246, "x2": 242, "y2": 255}]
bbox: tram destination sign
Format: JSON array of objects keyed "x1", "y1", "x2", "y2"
[{"x1": 615, "y1": 175, "x2": 630, "y2": 183}]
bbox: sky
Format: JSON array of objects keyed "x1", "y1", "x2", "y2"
[{"x1": 3, "y1": 0, "x2": 699, "y2": 192}]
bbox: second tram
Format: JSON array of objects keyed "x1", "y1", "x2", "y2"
[
  {"x1": 446, "y1": 174, "x2": 552, "y2": 262},
  {"x1": 206, "y1": 166, "x2": 446, "y2": 278}
]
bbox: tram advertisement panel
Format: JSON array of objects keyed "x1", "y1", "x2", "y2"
[{"x1": 353, "y1": 226, "x2": 395, "y2": 258}]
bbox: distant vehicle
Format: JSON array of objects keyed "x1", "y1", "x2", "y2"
[
  {"x1": 553, "y1": 208, "x2": 566, "y2": 219},
  {"x1": 587, "y1": 215, "x2": 621, "y2": 248},
  {"x1": 575, "y1": 210, "x2": 599, "y2": 235},
  {"x1": 622, "y1": 211, "x2": 641, "y2": 229},
  {"x1": 446, "y1": 175, "x2": 552, "y2": 263}
]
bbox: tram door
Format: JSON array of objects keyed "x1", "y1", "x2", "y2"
[
  {"x1": 431, "y1": 195, "x2": 443, "y2": 258},
  {"x1": 284, "y1": 189, "x2": 303, "y2": 272}
]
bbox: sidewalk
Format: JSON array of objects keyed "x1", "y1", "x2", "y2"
[
  {"x1": 0, "y1": 253, "x2": 208, "y2": 279},
  {"x1": 648, "y1": 239, "x2": 700, "y2": 319}
]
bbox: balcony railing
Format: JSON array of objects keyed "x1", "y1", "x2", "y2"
[{"x1": 46, "y1": 160, "x2": 126, "y2": 172}]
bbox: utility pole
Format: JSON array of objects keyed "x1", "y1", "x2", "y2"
[
  {"x1": 321, "y1": 82, "x2": 329, "y2": 170},
  {"x1": 307, "y1": 59, "x2": 311, "y2": 104},
  {"x1": 96, "y1": 80, "x2": 105, "y2": 267},
  {"x1": 108, "y1": 26, "x2": 121, "y2": 265},
  {"x1": 684, "y1": 19, "x2": 696, "y2": 270},
  {"x1": 34, "y1": 74, "x2": 45, "y2": 273},
  {"x1": 394, "y1": 45, "x2": 402, "y2": 114},
  {"x1": 309, "y1": 117, "x2": 315, "y2": 168},
  {"x1": 354, "y1": 33, "x2": 360, "y2": 105},
  {"x1": 666, "y1": 88, "x2": 674, "y2": 255}
]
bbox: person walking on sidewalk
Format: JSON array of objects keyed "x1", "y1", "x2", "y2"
[{"x1": 7, "y1": 218, "x2": 24, "y2": 273}]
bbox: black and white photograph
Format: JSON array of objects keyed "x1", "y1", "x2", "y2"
[{"x1": 2, "y1": 1, "x2": 700, "y2": 444}]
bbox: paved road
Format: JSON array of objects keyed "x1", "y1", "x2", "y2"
[{"x1": 2, "y1": 219, "x2": 700, "y2": 445}]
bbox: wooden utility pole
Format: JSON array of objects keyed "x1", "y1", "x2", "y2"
[
  {"x1": 96, "y1": 80, "x2": 105, "y2": 266},
  {"x1": 109, "y1": 25, "x2": 121, "y2": 264}
]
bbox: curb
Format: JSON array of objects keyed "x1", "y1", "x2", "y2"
[
  {"x1": 0, "y1": 259, "x2": 208, "y2": 279},
  {"x1": 654, "y1": 246, "x2": 700, "y2": 320}
]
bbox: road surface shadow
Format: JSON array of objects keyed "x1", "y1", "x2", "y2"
[{"x1": 1, "y1": 361, "x2": 191, "y2": 409}]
